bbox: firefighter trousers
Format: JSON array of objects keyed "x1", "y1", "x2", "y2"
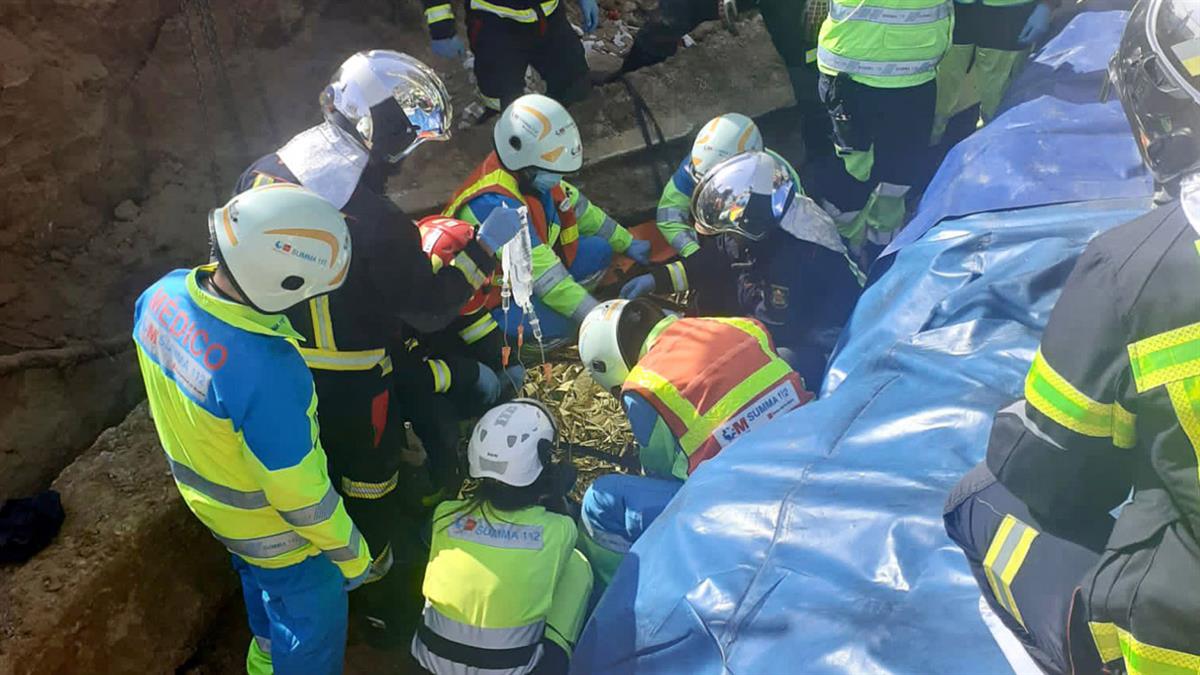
[
  {"x1": 467, "y1": 8, "x2": 590, "y2": 111},
  {"x1": 943, "y1": 463, "x2": 1111, "y2": 674}
]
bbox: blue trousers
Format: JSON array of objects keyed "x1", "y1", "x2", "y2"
[
  {"x1": 232, "y1": 554, "x2": 349, "y2": 675},
  {"x1": 578, "y1": 474, "x2": 682, "y2": 587},
  {"x1": 491, "y1": 235, "x2": 613, "y2": 343}
]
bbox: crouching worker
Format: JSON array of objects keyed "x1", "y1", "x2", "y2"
[
  {"x1": 412, "y1": 400, "x2": 594, "y2": 674},
  {"x1": 443, "y1": 94, "x2": 654, "y2": 350},
  {"x1": 133, "y1": 185, "x2": 373, "y2": 674},
  {"x1": 626, "y1": 151, "x2": 863, "y2": 389},
  {"x1": 575, "y1": 299, "x2": 813, "y2": 585}
]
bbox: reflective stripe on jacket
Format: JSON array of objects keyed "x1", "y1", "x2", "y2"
[
  {"x1": 622, "y1": 317, "x2": 813, "y2": 474},
  {"x1": 133, "y1": 267, "x2": 369, "y2": 578},
  {"x1": 818, "y1": 0, "x2": 954, "y2": 87},
  {"x1": 413, "y1": 501, "x2": 577, "y2": 674}
]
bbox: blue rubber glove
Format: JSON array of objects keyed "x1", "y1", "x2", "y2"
[
  {"x1": 624, "y1": 239, "x2": 651, "y2": 265},
  {"x1": 579, "y1": 0, "x2": 600, "y2": 33},
  {"x1": 1017, "y1": 3, "x2": 1051, "y2": 46},
  {"x1": 431, "y1": 36, "x2": 466, "y2": 60},
  {"x1": 477, "y1": 206, "x2": 523, "y2": 252},
  {"x1": 620, "y1": 274, "x2": 656, "y2": 299}
]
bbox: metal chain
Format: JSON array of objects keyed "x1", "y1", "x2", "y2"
[
  {"x1": 231, "y1": 0, "x2": 281, "y2": 145},
  {"x1": 179, "y1": 0, "x2": 224, "y2": 202},
  {"x1": 194, "y1": 0, "x2": 248, "y2": 157}
]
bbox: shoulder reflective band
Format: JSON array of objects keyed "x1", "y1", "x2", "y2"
[
  {"x1": 981, "y1": 514, "x2": 1039, "y2": 629},
  {"x1": 1025, "y1": 349, "x2": 1137, "y2": 448},
  {"x1": 426, "y1": 3, "x2": 454, "y2": 22},
  {"x1": 1164, "y1": 377, "x2": 1200, "y2": 494},
  {"x1": 341, "y1": 472, "x2": 399, "y2": 500},
  {"x1": 167, "y1": 456, "x2": 270, "y2": 509},
  {"x1": 322, "y1": 526, "x2": 365, "y2": 562},
  {"x1": 1115, "y1": 624, "x2": 1200, "y2": 674},
  {"x1": 1128, "y1": 322, "x2": 1200, "y2": 392},
  {"x1": 666, "y1": 260, "x2": 688, "y2": 292},
  {"x1": 1088, "y1": 622, "x2": 1124, "y2": 665},
  {"x1": 277, "y1": 484, "x2": 342, "y2": 528},
  {"x1": 468, "y1": 0, "x2": 559, "y2": 22},
  {"x1": 817, "y1": 47, "x2": 942, "y2": 78},
  {"x1": 827, "y1": 1, "x2": 951, "y2": 24},
  {"x1": 429, "y1": 359, "x2": 452, "y2": 393},
  {"x1": 216, "y1": 530, "x2": 309, "y2": 560},
  {"x1": 459, "y1": 313, "x2": 499, "y2": 345}
]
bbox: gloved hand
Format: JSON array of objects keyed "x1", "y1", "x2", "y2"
[
  {"x1": 624, "y1": 238, "x2": 652, "y2": 265},
  {"x1": 1017, "y1": 3, "x2": 1052, "y2": 46},
  {"x1": 620, "y1": 274, "x2": 656, "y2": 299},
  {"x1": 431, "y1": 36, "x2": 466, "y2": 60},
  {"x1": 477, "y1": 206, "x2": 523, "y2": 252},
  {"x1": 578, "y1": 0, "x2": 600, "y2": 33}
]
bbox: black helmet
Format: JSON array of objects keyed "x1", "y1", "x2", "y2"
[{"x1": 1109, "y1": 0, "x2": 1200, "y2": 188}]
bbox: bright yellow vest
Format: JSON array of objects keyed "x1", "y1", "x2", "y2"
[{"x1": 818, "y1": 0, "x2": 954, "y2": 88}]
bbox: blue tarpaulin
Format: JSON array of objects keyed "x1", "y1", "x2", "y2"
[{"x1": 575, "y1": 7, "x2": 1153, "y2": 674}]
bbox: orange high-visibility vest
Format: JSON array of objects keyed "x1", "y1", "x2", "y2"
[
  {"x1": 443, "y1": 152, "x2": 580, "y2": 267},
  {"x1": 623, "y1": 317, "x2": 812, "y2": 474}
]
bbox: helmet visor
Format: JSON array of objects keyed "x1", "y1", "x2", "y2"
[
  {"x1": 691, "y1": 151, "x2": 796, "y2": 242},
  {"x1": 382, "y1": 54, "x2": 453, "y2": 162}
]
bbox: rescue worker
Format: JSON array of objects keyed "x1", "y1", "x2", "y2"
[
  {"x1": 234, "y1": 50, "x2": 523, "y2": 640},
  {"x1": 944, "y1": 2, "x2": 1200, "y2": 671},
  {"x1": 574, "y1": 298, "x2": 813, "y2": 585},
  {"x1": 624, "y1": 151, "x2": 863, "y2": 388},
  {"x1": 443, "y1": 94, "x2": 654, "y2": 350},
  {"x1": 422, "y1": 0, "x2": 596, "y2": 113},
  {"x1": 931, "y1": 0, "x2": 1056, "y2": 144},
  {"x1": 807, "y1": 0, "x2": 953, "y2": 254},
  {"x1": 411, "y1": 400, "x2": 594, "y2": 674},
  {"x1": 133, "y1": 184, "x2": 371, "y2": 674}
]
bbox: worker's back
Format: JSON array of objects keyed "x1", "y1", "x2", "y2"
[{"x1": 414, "y1": 500, "x2": 579, "y2": 673}]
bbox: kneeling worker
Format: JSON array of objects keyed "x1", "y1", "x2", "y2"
[
  {"x1": 575, "y1": 298, "x2": 813, "y2": 584},
  {"x1": 627, "y1": 150, "x2": 863, "y2": 389},
  {"x1": 443, "y1": 94, "x2": 654, "y2": 350},
  {"x1": 133, "y1": 184, "x2": 371, "y2": 674},
  {"x1": 945, "y1": 3, "x2": 1200, "y2": 671},
  {"x1": 412, "y1": 400, "x2": 593, "y2": 674}
]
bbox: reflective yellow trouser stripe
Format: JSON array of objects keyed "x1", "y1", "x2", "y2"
[
  {"x1": 1025, "y1": 349, "x2": 1137, "y2": 448},
  {"x1": 1117, "y1": 625, "x2": 1200, "y2": 675},
  {"x1": 469, "y1": 0, "x2": 559, "y2": 22},
  {"x1": 625, "y1": 318, "x2": 793, "y2": 456},
  {"x1": 1128, "y1": 322, "x2": 1200, "y2": 392},
  {"x1": 429, "y1": 359, "x2": 452, "y2": 393},
  {"x1": 1089, "y1": 622, "x2": 1124, "y2": 664},
  {"x1": 426, "y1": 4, "x2": 453, "y2": 22},
  {"x1": 981, "y1": 514, "x2": 1038, "y2": 628}
]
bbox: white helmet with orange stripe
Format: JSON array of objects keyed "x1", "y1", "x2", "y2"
[
  {"x1": 209, "y1": 183, "x2": 352, "y2": 313},
  {"x1": 688, "y1": 113, "x2": 763, "y2": 180},
  {"x1": 579, "y1": 298, "x2": 669, "y2": 393},
  {"x1": 493, "y1": 94, "x2": 583, "y2": 174}
]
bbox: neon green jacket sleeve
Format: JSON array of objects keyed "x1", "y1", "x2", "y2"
[
  {"x1": 656, "y1": 178, "x2": 701, "y2": 258},
  {"x1": 243, "y1": 380, "x2": 371, "y2": 580},
  {"x1": 563, "y1": 181, "x2": 633, "y2": 253}
]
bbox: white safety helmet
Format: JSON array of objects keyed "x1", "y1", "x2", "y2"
[
  {"x1": 493, "y1": 94, "x2": 583, "y2": 174},
  {"x1": 468, "y1": 399, "x2": 559, "y2": 487},
  {"x1": 689, "y1": 113, "x2": 763, "y2": 180},
  {"x1": 320, "y1": 50, "x2": 452, "y2": 163},
  {"x1": 579, "y1": 299, "x2": 668, "y2": 392},
  {"x1": 209, "y1": 184, "x2": 351, "y2": 314}
]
